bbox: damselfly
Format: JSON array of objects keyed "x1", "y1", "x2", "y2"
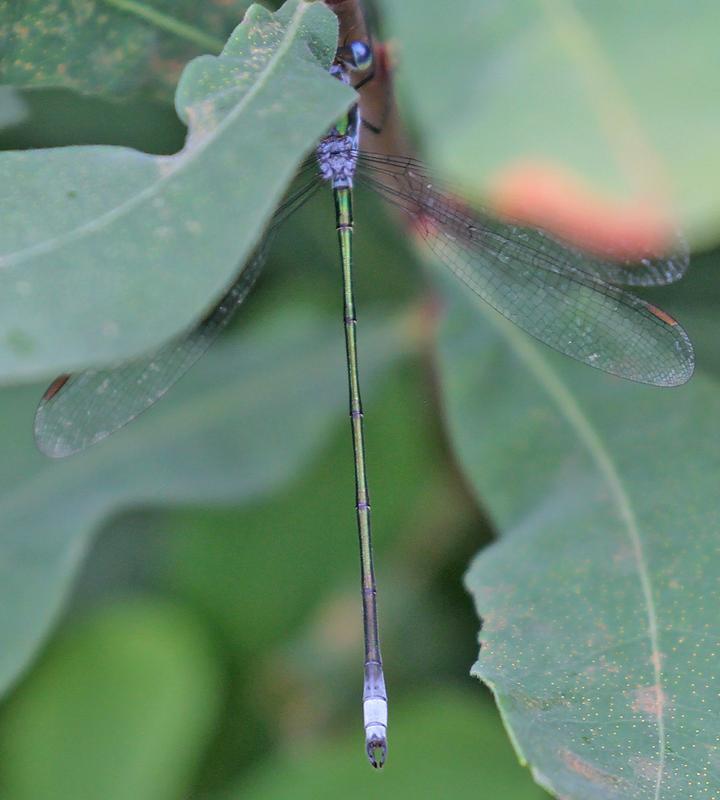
[{"x1": 34, "y1": 40, "x2": 694, "y2": 769}]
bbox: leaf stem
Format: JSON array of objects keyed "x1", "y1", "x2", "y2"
[{"x1": 100, "y1": 0, "x2": 225, "y2": 53}]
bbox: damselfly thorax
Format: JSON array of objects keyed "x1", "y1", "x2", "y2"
[{"x1": 315, "y1": 49, "x2": 365, "y2": 189}]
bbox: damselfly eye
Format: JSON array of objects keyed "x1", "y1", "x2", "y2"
[
  {"x1": 335, "y1": 40, "x2": 372, "y2": 72},
  {"x1": 348, "y1": 40, "x2": 373, "y2": 71},
  {"x1": 335, "y1": 41, "x2": 372, "y2": 72}
]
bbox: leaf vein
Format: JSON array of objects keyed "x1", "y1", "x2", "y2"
[{"x1": 492, "y1": 316, "x2": 667, "y2": 797}]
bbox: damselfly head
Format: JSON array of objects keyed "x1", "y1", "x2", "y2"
[{"x1": 336, "y1": 40, "x2": 373, "y2": 72}]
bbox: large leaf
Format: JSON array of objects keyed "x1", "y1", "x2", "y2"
[
  {"x1": 0, "y1": 0, "x2": 251, "y2": 100},
  {"x1": 0, "y1": 0, "x2": 352, "y2": 380},
  {"x1": 434, "y1": 255, "x2": 720, "y2": 798},
  {"x1": 379, "y1": 0, "x2": 720, "y2": 247},
  {"x1": 0, "y1": 303, "x2": 410, "y2": 700},
  {"x1": 0, "y1": 600, "x2": 221, "y2": 800}
]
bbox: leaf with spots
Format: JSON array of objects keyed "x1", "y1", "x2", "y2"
[
  {"x1": 0, "y1": 0, "x2": 353, "y2": 380},
  {"x1": 0, "y1": 0, "x2": 258, "y2": 101},
  {"x1": 434, "y1": 253, "x2": 720, "y2": 799}
]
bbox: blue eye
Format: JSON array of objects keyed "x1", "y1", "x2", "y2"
[{"x1": 349, "y1": 40, "x2": 373, "y2": 71}]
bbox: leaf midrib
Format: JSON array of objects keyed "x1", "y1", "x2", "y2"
[
  {"x1": 100, "y1": 0, "x2": 225, "y2": 52},
  {"x1": 485, "y1": 309, "x2": 667, "y2": 798}
]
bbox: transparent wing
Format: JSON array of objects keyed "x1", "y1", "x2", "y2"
[
  {"x1": 357, "y1": 153, "x2": 694, "y2": 387},
  {"x1": 357, "y1": 153, "x2": 689, "y2": 287},
  {"x1": 35, "y1": 177, "x2": 321, "y2": 458}
]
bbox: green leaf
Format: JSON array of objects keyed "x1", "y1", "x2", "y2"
[
  {"x1": 0, "y1": 0, "x2": 352, "y2": 380},
  {"x1": 0, "y1": 303, "x2": 410, "y2": 702},
  {"x1": 230, "y1": 690, "x2": 549, "y2": 799},
  {"x1": 435, "y1": 257, "x2": 720, "y2": 798},
  {"x1": 379, "y1": 0, "x2": 720, "y2": 246},
  {"x1": 0, "y1": 0, "x2": 251, "y2": 100},
  {"x1": 0, "y1": 600, "x2": 221, "y2": 800}
]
